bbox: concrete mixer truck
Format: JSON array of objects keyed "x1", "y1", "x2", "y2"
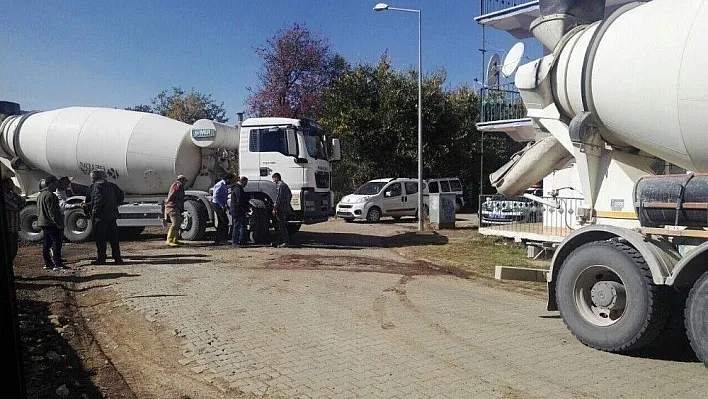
[
  {"x1": 0, "y1": 102, "x2": 341, "y2": 244},
  {"x1": 490, "y1": 0, "x2": 708, "y2": 366}
]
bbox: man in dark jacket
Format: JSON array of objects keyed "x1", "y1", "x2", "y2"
[
  {"x1": 230, "y1": 176, "x2": 249, "y2": 247},
  {"x1": 3, "y1": 176, "x2": 25, "y2": 265},
  {"x1": 271, "y1": 172, "x2": 292, "y2": 248},
  {"x1": 85, "y1": 170, "x2": 124, "y2": 265},
  {"x1": 37, "y1": 175, "x2": 68, "y2": 270}
]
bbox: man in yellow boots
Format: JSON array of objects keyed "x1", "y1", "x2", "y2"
[{"x1": 165, "y1": 175, "x2": 187, "y2": 247}]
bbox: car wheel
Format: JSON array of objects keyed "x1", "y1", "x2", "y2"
[{"x1": 366, "y1": 207, "x2": 382, "y2": 223}]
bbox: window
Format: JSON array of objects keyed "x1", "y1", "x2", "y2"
[
  {"x1": 354, "y1": 182, "x2": 387, "y2": 195},
  {"x1": 440, "y1": 181, "x2": 451, "y2": 192},
  {"x1": 428, "y1": 181, "x2": 439, "y2": 193},
  {"x1": 304, "y1": 132, "x2": 328, "y2": 160},
  {"x1": 249, "y1": 128, "x2": 288, "y2": 155},
  {"x1": 405, "y1": 181, "x2": 420, "y2": 195},
  {"x1": 384, "y1": 183, "x2": 402, "y2": 198},
  {"x1": 450, "y1": 179, "x2": 462, "y2": 191}
]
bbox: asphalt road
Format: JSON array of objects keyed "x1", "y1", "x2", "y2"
[{"x1": 74, "y1": 219, "x2": 708, "y2": 398}]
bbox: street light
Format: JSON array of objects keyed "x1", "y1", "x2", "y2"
[{"x1": 373, "y1": 2, "x2": 424, "y2": 231}]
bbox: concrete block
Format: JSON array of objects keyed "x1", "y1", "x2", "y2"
[{"x1": 495, "y1": 266, "x2": 548, "y2": 282}]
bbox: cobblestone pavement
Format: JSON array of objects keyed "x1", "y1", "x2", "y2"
[{"x1": 77, "y1": 222, "x2": 708, "y2": 398}]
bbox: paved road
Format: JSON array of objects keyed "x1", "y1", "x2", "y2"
[{"x1": 80, "y1": 221, "x2": 708, "y2": 398}]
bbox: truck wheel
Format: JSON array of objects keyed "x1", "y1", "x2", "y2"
[
  {"x1": 366, "y1": 207, "x2": 382, "y2": 222},
  {"x1": 556, "y1": 241, "x2": 669, "y2": 353},
  {"x1": 19, "y1": 204, "x2": 43, "y2": 243},
  {"x1": 685, "y1": 271, "x2": 708, "y2": 367},
  {"x1": 64, "y1": 209, "x2": 93, "y2": 243},
  {"x1": 180, "y1": 200, "x2": 207, "y2": 241},
  {"x1": 119, "y1": 226, "x2": 145, "y2": 240},
  {"x1": 248, "y1": 199, "x2": 270, "y2": 244}
]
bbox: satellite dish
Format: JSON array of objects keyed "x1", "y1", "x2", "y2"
[
  {"x1": 486, "y1": 53, "x2": 501, "y2": 88},
  {"x1": 502, "y1": 42, "x2": 525, "y2": 78}
]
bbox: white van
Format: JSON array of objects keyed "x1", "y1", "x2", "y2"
[
  {"x1": 426, "y1": 177, "x2": 464, "y2": 211},
  {"x1": 336, "y1": 178, "x2": 427, "y2": 222}
]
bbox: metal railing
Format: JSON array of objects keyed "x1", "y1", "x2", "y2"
[
  {"x1": 480, "y1": 0, "x2": 536, "y2": 15},
  {"x1": 478, "y1": 194, "x2": 583, "y2": 238},
  {"x1": 480, "y1": 85, "x2": 526, "y2": 123}
]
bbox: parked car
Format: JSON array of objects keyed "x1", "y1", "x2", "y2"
[
  {"x1": 336, "y1": 178, "x2": 427, "y2": 222},
  {"x1": 480, "y1": 187, "x2": 543, "y2": 224},
  {"x1": 427, "y1": 177, "x2": 464, "y2": 211}
]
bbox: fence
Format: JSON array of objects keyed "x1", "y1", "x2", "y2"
[
  {"x1": 480, "y1": 85, "x2": 526, "y2": 123},
  {"x1": 480, "y1": 0, "x2": 536, "y2": 15},
  {"x1": 478, "y1": 194, "x2": 583, "y2": 238}
]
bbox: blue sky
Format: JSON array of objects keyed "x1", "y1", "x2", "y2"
[{"x1": 2, "y1": 0, "x2": 540, "y2": 121}]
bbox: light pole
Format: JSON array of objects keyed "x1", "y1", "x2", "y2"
[{"x1": 374, "y1": 2, "x2": 424, "y2": 231}]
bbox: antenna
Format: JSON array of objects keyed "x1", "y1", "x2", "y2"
[
  {"x1": 486, "y1": 53, "x2": 501, "y2": 88},
  {"x1": 502, "y1": 42, "x2": 525, "y2": 78}
]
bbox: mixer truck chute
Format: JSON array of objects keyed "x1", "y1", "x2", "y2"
[
  {"x1": 0, "y1": 103, "x2": 341, "y2": 245},
  {"x1": 492, "y1": 0, "x2": 708, "y2": 366}
]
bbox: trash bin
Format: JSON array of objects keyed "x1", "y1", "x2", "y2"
[{"x1": 428, "y1": 192, "x2": 456, "y2": 229}]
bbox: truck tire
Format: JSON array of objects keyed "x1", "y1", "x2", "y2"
[
  {"x1": 286, "y1": 223, "x2": 302, "y2": 235},
  {"x1": 366, "y1": 207, "x2": 382, "y2": 222},
  {"x1": 119, "y1": 226, "x2": 145, "y2": 241},
  {"x1": 248, "y1": 199, "x2": 270, "y2": 244},
  {"x1": 64, "y1": 209, "x2": 93, "y2": 243},
  {"x1": 556, "y1": 241, "x2": 669, "y2": 353},
  {"x1": 180, "y1": 200, "x2": 207, "y2": 241},
  {"x1": 685, "y1": 271, "x2": 708, "y2": 367},
  {"x1": 19, "y1": 204, "x2": 43, "y2": 243}
]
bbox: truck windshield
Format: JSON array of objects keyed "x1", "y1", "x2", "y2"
[
  {"x1": 354, "y1": 182, "x2": 386, "y2": 195},
  {"x1": 303, "y1": 128, "x2": 328, "y2": 160}
]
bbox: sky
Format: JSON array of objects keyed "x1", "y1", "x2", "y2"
[{"x1": 1, "y1": 0, "x2": 541, "y2": 121}]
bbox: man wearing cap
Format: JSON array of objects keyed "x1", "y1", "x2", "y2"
[
  {"x1": 37, "y1": 175, "x2": 68, "y2": 270},
  {"x1": 165, "y1": 175, "x2": 187, "y2": 247},
  {"x1": 85, "y1": 170, "x2": 124, "y2": 265}
]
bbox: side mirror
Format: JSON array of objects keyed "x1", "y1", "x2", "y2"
[
  {"x1": 286, "y1": 128, "x2": 298, "y2": 157},
  {"x1": 330, "y1": 138, "x2": 342, "y2": 161}
]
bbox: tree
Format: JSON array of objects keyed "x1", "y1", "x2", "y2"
[
  {"x1": 247, "y1": 23, "x2": 346, "y2": 119},
  {"x1": 127, "y1": 87, "x2": 228, "y2": 124}
]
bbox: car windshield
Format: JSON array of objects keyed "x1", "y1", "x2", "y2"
[{"x1": 354, "y1": 182, "x2": 387, "y2": 195}]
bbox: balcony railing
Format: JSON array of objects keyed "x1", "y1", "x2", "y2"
[
  {"x1": 480, "y1": 0, "x2": 537, "y2": 16},
  {"x1": 480, "y1": 84, "x2": 526, "y2": 123},
  {"x1": 479, "y1": 194, "x2": 583, "y2": 239}
]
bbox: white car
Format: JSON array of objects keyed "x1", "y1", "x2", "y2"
[{"x1": 336, "y1": 178, "x2": 427, "y2": 222}]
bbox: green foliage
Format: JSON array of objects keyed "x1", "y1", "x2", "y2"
[
  {"x1": 321, "y1": 55, "x2": 523, "y2": 207},
  {"x1": 127, "y1": 87, "x2": 228, "y2": 124}
]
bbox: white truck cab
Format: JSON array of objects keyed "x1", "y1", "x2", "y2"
[{"x1": 336, "y1": 177, "x2": 427, "y2": 222}]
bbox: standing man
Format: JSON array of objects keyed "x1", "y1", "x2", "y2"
[
  {"x1": 210, "y1": 172, "x2": 233, "y2": 245},
  {"x1": 271, "y1": 172, "x2": 292, "y2": 248},
  {"x1": 2, "y1": 177, "x2": 25, "y2": 264},
  {"x1": 37, "y1": 175, "x2": 68, "y2": 271},
  {"x1": 230, "y1": 176, "x2": 249, "y2": 247},
  {"x1": 55, "y1": 176, "x2": 82, "y2": 213},
  {"x1": 165, "y1": 175, "x2": 187, "y2": 247},
  {"x1": 85, "y1": 170, "x2": 124, "y2": 265}
]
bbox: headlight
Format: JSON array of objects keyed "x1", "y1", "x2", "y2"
[{"x1": 355, "y1": 196, "x2": 369, "y2": 203}]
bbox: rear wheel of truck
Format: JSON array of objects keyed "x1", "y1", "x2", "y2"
[
  {"x1": 556, "y1": 241, "x2": 669, "y2": 353},
  {"x1": 180, "y1": 200, "x2": 207, "y2": 241},
  {"x1": 685, "y1": 271, "x2": 708, "y2": 367},
  {"x1": 64, "y1": 209, "x2": 93, "y2": 243},
  {"x1": 249, "y1": 199, "x2": 270, "y2": 244},
  {"x1": 19, "y1": 204, "x2": 44, "y2": 243}
]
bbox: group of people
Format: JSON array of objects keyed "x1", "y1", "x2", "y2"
[
  {"x1": 164, "y1": 171, "x2": 292, "y2": 248},
  {"x1": 2, "y1": 169, "x2": 294, "y2": 271},
  {"x1": 2, "y1": 169, "x2": 124, "y2": 271}
]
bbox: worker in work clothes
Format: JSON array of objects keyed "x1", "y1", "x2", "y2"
[
  {"x1": 230, "y1": 176, "x2": 249, "y2": 247},
  {"x1": 37, "y1": 175, "x2": 68, "y2": 271},
  {"x1": 2, "y1": 176, "x2": 25, "y2": 264},
  {"x1": 165, "y1": 175, "x2": 187, "y2": 247},
  {"x1": 55, "y1": 176, "x2": 82, "y2": 213},
  {"x1": 210, "y1": 172, "x2": 234, "y2": 245},
  {"x1": 271, "y1": 172, "x2": 292, "y2": 248},
  {"x1": 85, "y1": 170, "x2": 124, "y2": 265}
]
